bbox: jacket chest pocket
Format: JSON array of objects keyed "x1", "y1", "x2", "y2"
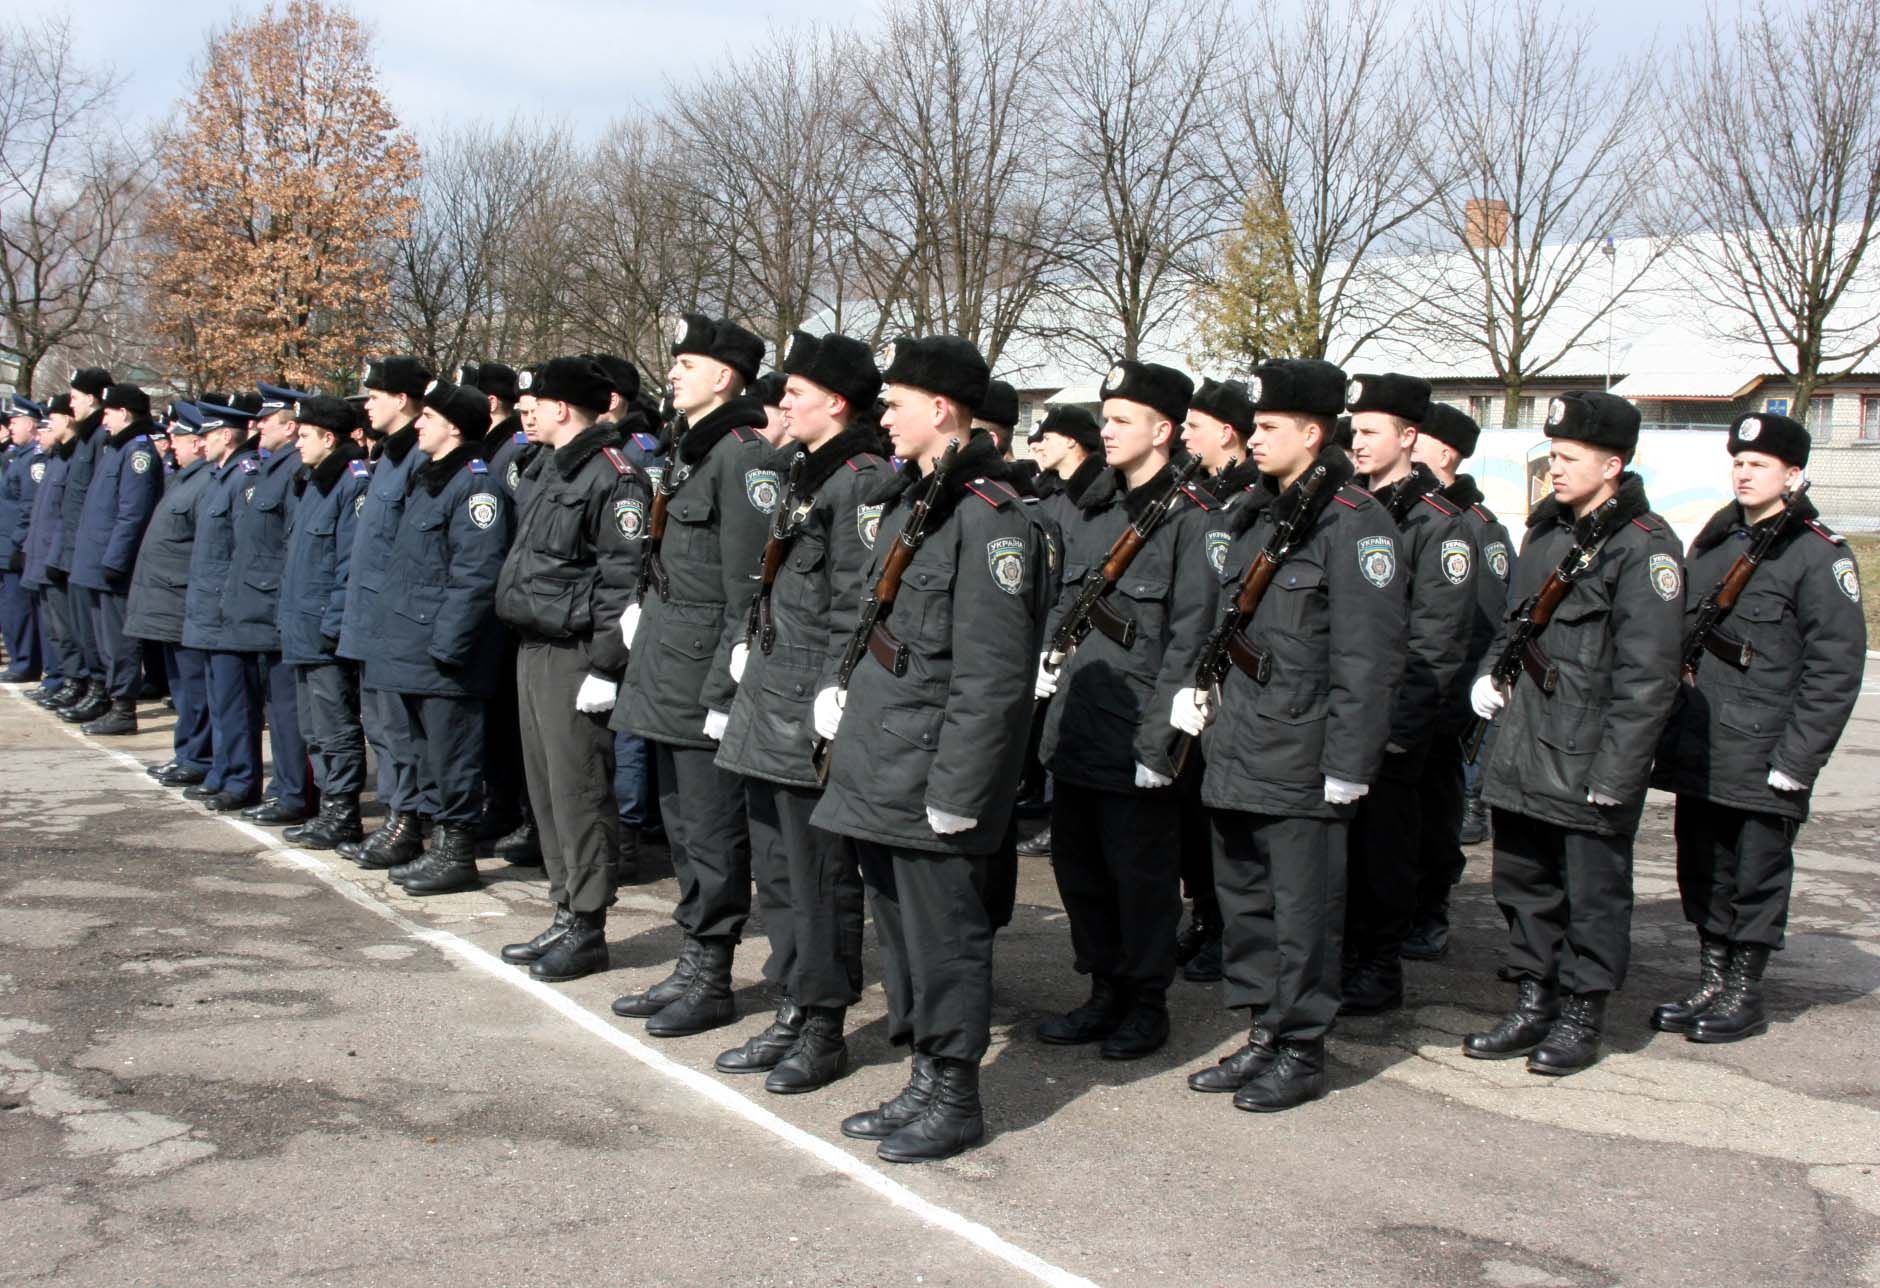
[
  {"x1": 895, "y1": 560, "x2": 955, "y2": 653},
  {"x1": 778, "y1": 538, "x2": 830, "y2": 618},
  {"x1": 541, "y1": 491, "x2": 589, "y2": 560},
  {"x1": 406, "y1": 511, "x2": 449, "y2": 583},
  {"x1": 1547, "y1": 591, "x2": 1612, "y2": 688},
  {"x1": 1258, "y1": 564, "x2": 1326, "y2": 667},
  {"x1": 1109, "y1": 574, "x2": 1170, "y2": 663},
  {"x1": 668, "y1": 488, "x2": 719, "y2": 566},
  {"x1": 207, "y1": 493, "x2": 233, "y2": 520},
  {"x1": 1730, "y1": 593, "x2": 1796, "y2": 675}
]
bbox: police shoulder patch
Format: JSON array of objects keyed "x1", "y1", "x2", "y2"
[
  {"x1": 354, "y1": 493, "x2": 367, "y2": 515},
  {"x1": 506, "y1": 461, "x2": 520, "y2": 491},
  {"x1": 130, "y1": 450, "x2": 153, "y2": 474},
  {"x1": 986, "y1": 535, "x2": 1026, "y2": 594},
  {"x1": 467, "y1": 491, "x2": 500, "y2": 530},
  {"x1": 243, "y1": 485, "x2": 256, "y2": 504},
  {"x1": 1205, "y1": 530, "x2": 1233, "y2": 576},
  {"x1": 1357, "y1": 535, "x2": 1397, "y2": 588},
  {"x1": 1648, "y1": 552, "x2": 1682, "y2": 602},
  {"x1": 1439, "y1": 537, "x2": 1472, "y2": 585},
  {"x1": 1485, "y1": 540, "x2": 1510, "y2": 581},
  {"x1": 30, "y1": 461, "x2": 45, "y2": 482},
  {"x1": 745, "y1": 468, "x2": 782, "y2": 513},
  {"x1": 615, "y1": 497, "x2": 646, "y2": 539},
  {"x1": 1831, "y1": 556, "x2": 1861, "y2": 603},
  {"x1": 856, "y1": 502, "x2": 884, "y2": 550}
]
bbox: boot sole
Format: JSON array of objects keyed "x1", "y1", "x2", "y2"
[
  {"x1": 1462, "y1": 1043, "x2": 1541, "y2": 1061},
  {"x1": 714, "y1": 1052, "x2": 793, "y2": 1074},
  {"x1": 403, "y1": 882, "x2": 482, "y2": 897},
  {"x1": 1526, "y1": 1059, "x2": 1595, "y2": 1076},
  {"x1": 765, "y1": 1057, "x2": 849, "y2": 1095},
  {"x1": 877, "y1": 1134, "x2": 983, "y2": 1164},
  {"x1": 1233, "y1": 1091, "x2": 1327, "y2": 1113},
  {"x1": 531, "y1": 960, "x2": 609, "y2": 983},
  {"x1": 1650, "y1": 1013, "x2": 1701, "y2": 1034},
  {"x1": 1689, "y1": 1021, "x2": 1767, "y2": 1044},
  {"x1": 646, "y1": 1012, "x2": 738, "y2": 1039}
]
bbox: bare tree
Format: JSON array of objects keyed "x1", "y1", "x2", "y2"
[
  {"x1": 1419, "y1": 0, "x2": 1663, "y2": 426},
  {"x1": 1664, "y1": 0, "x2": 1880, "y2": 412},
  {"x1": 0, "y1": 16, "x2": 148, "y2": 395},
  {"x1": 1221, "y1": 0, "x2": 1443, "y2": 365},
  {"x1": 1037, "y1": 0, "x2": 1236, "y2": 368},
  {"x1": 844, "y1": 0, "x2": 1065, "y2": 364}
]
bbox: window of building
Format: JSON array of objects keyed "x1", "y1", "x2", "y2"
[
  {"x1": 1469, "y1": 396, "x2": 1496, "y2": 426},
  {"x1": 1861, "y1": 396, "x2": 1880, "y2": 442},
  {"x1": 1806, "y1": 395, "x2": 1834, "y2": 441},
  {"x1": 1517, "y1": 395, "x2": 1536, "y2": 427}
]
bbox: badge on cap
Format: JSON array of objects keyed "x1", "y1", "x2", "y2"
[
  {"x1": 360, "y1": 360, "x2": 374, "y2": 384},
  {"x1": 1206, "y1": 530, "x2": 1232, "y2": 576},
  {"x1": 1440, "y1": 538, "x2": 1472, "y2": 585},
  {"x1": 456, "y1": 365, "x2": 471, "y2": 383},
  {"x1": 1649, "y1": 552, "x2": 1681, "y2": 602},
  {"x1": 1346, "y1": 377, "x2": 1365, "y2": 405},
  {"x1": 745, "y1": 468, "x2": 781, "y2": 514},
  {"x1": 856, "y1": 502, "x2": 884, "y2": 550},
  {"x1": 69, "y1": 368, "x2": 78, "y2": 382},
  {"x1": 1248, "y1": 375, "x2": 1263, "y2": 403},
  {"x1": 877, "y1": 341, "x2": 897, "y2": 371},
  {"x1": 1832, "y1": 556, "x2": 1860, "y2": 602},
  {"x1": 986, "y1": 536, "x2": 1026, "y2": 594},
  {"x1": 467, "y1": 491, "x2": 499, "y2": 529},
  {"x1": 676, "y1": 318, "x2": 692, "y2": 344},
  {"x1": 517, "y1": 370, "x2": 535, "y2": 392},
  {"x1": 1357, "y1": 535, "x2": 1397, "y2": 588},
  {"x1": 1737, "y1": 417, "x2": 1762, "y2": 442},
  {"x1": 1103, "y1": 365, "x2": 1126, "y2": 395},
  {"x1": 1546, "y1": 398, "x2": 1566, "y2": 426},
  {"x1": 425, "y1": 378, "x2": 441, "y2": 396},
  {"x1": 784, "y1": 334, "x2": 802, "y2": 363}
]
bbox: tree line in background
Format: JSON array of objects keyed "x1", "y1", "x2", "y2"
[{"x1": 1, "y1": 0, "x2": 1877, "y2": 423}]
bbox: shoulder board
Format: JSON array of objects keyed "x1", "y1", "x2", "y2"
[
  {"x1": 513, "y1": 430, "x2": 528, "y2": 445},
  {"x1": 469, "y1": 458, "x2": 488, "y2": 473},
  {"x1": 1179, "y1": 483, "x2": 1215, "y2": 511},
  {"x1": 964, "y1": 478, "x2": 1018, "y2": 508},
  {"x1": 600, "y1": 446, "x2": 631, "y2": 475},
  {"x1": 1418, "y1": 491, "x2": 1459, "y2": 516},
  {"x1": 1630, "y1": 514, "x2": 1663, "y2": 534},
  {"x1": 729, "y1": 426, "x2": 753, "y2": 443},
  {"x1": 238, "y1": 458, "x2": 258, "y2": 473},
  {"x1": 1471, "y1": 502, "x2": 1497, "y2": 523},
  {"x1": 132, "y1": 435, "x2": 152, "y2": 447},
  {"x1": 348, "y1": 459, "x2": 370, "y2": 478},
  {"x1": 633, "y1": 432, "x2": 659, "y2": 450},
  {"x1": 1332, "y1": 483, "x2": 1372, "y2": 510},
  {"x1": 1804, "y1": 519, "x2": 1844, "y2": 545}
]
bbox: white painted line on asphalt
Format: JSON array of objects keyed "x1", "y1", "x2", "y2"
[{"x1": 11, "y1": 690, "x2": 1101, "y2": 1288}]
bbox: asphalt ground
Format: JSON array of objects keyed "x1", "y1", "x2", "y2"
[{"x1": 2, "y1": 663, "x2": 1878, "y2": 1288}]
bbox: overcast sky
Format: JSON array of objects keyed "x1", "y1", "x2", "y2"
[{"x1": 24, "y1": 0, "x2": 1715, "y2": 142}]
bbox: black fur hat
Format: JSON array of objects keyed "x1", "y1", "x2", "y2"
[
  {"x1": 1037, "y1": 404, "x2": 1103, "y2": 453},
  {"x1": 1249, "y1": 358, "x2": 1346, "y2": 418},
  {"x1": 877, "y1": 335, "x2": 991, "y2": 413},
  {"x1": 1189, "y1": 377, "x2": 1254, "y2": 434},
  {"x1": 521, "y1": 356, "x2": 613, "y2": 416},
  {"x1": 362, "y1": 356, "x2": 434, "y2": 399},
  {"x1": 1100, "y1": 360, "x2": 1192, "y2": 427},
  {"x1": 752, "y1": 372, "x2": 788, "y2": 408},
  {"x1": 101, "y1": 383, "x2": 151, "y2": 417},
  {"x1": 421, "y1": 378, "x2": 493, "y2": 438},
  {"x1": 779, "y1": 329, "x2": 882, "y2": 410},
  {"x1": 1727, "y1": 411, "x2": 1810, "y2": 468},
  {"x1": 672, "y1": 314, "x2": 765, "y2": 385},
  {"x1": 293, "y1": 395, "x2": 354, "y2": 434},
  {"x1": 1345, "y1": 372, "x2": 1431, "y2": 423},
  {"x1": 69, "y1": 367, "x2": 114, "y2": 397},
  {"x1": 1418, "y1": 403, "x2": 1481, "y2": 458},
  {"x1": 1544, "y1": 391, "x2": 1640, "y2": 453},
  {"x1": 457, "y1": 360, "x2": 520, "y2": 405},
  {"x1": 588, "y1": 354, "x2": 640, "y2": 404},
  {"x1": 978, "y1": 379, "x2": 1019, "y2": 430}
]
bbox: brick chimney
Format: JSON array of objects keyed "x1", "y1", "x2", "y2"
[{"x1": 1464, "y1": 198, "x2": 1511, "y2": 250}]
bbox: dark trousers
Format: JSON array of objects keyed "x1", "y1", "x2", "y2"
[
  {"x1": 613, "y1": 731, "x2": 652, "y2": 827},
  {"x1": 1051, "y1": 782, "x2": 1182, "y2": 991},
  {"x1": 90, "y1": 587, "x2": 138, "y2": 699},
  {"x1": 1674, "y1": 797, "x2": 1799, "y2": 951},
  {"x1": 516, "y1": 642, "x2": 618, "y2": 914},
  {"x1": 256, "y1": 651, "x2": 309, "y2": 810},
  {"x1": 483, "y1": 633, "x2": 525, "y2": 822},
  {"x1": 654, "y1": 741, "x2": 752, "y2": 942},
  {"x1": 295, "y1": 661, "x2": 365, "y2": 796},
  {"x1": 33, "y1": 589, "x2": 62, "y2": 683},
  {"x1": 1, "y1": 570, "x2": 40, "y2": 677},
  {"x1": 1345, "y1": 755, "x2": 1420, "y2": 962},
  {"x1": 1414, "y1": 735, "x2": 1468, "y2": 914},
  {"x1": 66, "y1": 581, "x2": 101, "y2": 677},
  {"x1": 1176, "y1": 752, "x2": 1218, "y2": 915},
  {"x1": 364, "y1": 687, "x2": 424, "y2": 815},
  {"x1": 384, "y1": 692, "x2": 483, "y2": 825},
  {"x1": 165, "y1": 645, "x2": 212, "y2": 771},
  {"x1": 41, "y1": 577, "x2": 88, "y2": 681},
  {"x1": 856, "y1": 840, "x2": 994, "y2": 1061},
  {"x1": 205, "y1": 650, "x2": 262, "y2": 799},
  {"x1": 745, "y1": 779, "x2": 860, "y2": 1006},
  {"x1": 1491, "y1": 809, "x2": 1634, "y2": 994},
  {"x1": 1214, "y1": 811, "x2": 1347, "y2": 1043}
]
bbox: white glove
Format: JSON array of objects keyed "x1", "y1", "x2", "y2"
[
  {"x1": 1587, "y1": 789, "x2": 1622, "y2": 807},
  {"x1": 1768, "y1": 768, "x2": 1805, "y2": 792},
  {"x1": 730, "y1": 641, "x2": 749, "y2": 684},
  {"x1": 1170, "y1": 686, "x2": 1212, "y2": 736},
  {"x1": 1034, "y1": 654, "x2": 1059, "y2": 701},
  {"x1": 703, "y1": 709, "x2": 729, "y2": 741},
  {"x1": 813, "y1": 687, "x2": 845, "y2": 740},
  {"x1": 927, "y1": 806, "x2": 976, "y2": 835},
  {"x1": 573, "y1": 674, "x2": 618, "y2": 714},
  {"x1": 1470, "y1": 674, "x2": 1506, "y2": 720},
  {"x1": 1324, "y1": 776, "x2": 1369, "y2": 805},
  {"x1": 1134, "y1": 762, "x2": 1173, "y2": 789},
  {"x1": 620, "y1": 601, "x2": 642, "y2": 649}
]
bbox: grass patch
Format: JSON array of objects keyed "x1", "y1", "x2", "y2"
[{"x1": 1847, "y1": 533, "x2": 1880, "y2": 641}]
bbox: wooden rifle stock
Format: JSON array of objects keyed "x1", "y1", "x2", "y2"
[{"x1": 1680, "y1": 482, "x2": 1809, "y2": 682}]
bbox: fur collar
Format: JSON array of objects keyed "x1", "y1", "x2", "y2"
[
  {"x1": 867, "y1": 431, "x2": 1017, "y2": 528},
  {"x1": 791, "y1": 422, "x2": 883, "y2": 498},
  {"x1": 1062, "y1": 453, "x2": 1108, "y2": 505},
  {"x1": 413, "y1": 441, "x2": 481, "y2": 496},
  {"x1": 73, "y1": 409, "x2": 104, "y2": 443},
  {"x1": 553, "y1": 421, "x2": 624, "y2": 480},
  {"x1": 107, "y1": 418, "x2": 154, "y2": 450},
  {"x1": 480, "y1": 413, "x2": 522, "y2": 460},
  {"x1": 379, "y1": 421, "x2": 421, "y2": 467},
  {"x1": 1526, "y1": 471, "x2": 1653, "y2": 540},
  {"x1": 1690, "y1": 490, "x2": 1821, "y2": 557},
  {"x1": 305, "y1": 443, "x2": 365, "y2": 495},
  {"x1": 1230, "y1": 444, "x2": 1354, "y2": 536},
  {"x1": 1202, "y1": 455, "x2": 1260, "y2": 501},
  {"x1": 1442, "y1": 473, "x2": 1486, "y2": 510},
  {"x1": 676, "y1": 397, "x2": 768, "y2": 466},
  {"x1": 1368, "y1": 461, "x2": 1443, "y2": 524}
]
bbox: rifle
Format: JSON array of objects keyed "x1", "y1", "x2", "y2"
[
  {"x1": 745, "y1": 448, "x2": 808, "y2": 654},
  {"x1": 1168, "y1": 456, "x2": 1342, "y2": 774},
  {"x1": 1460, "y1": 491, "x2": 1626, "y2": 762},
  {"x1": 641, "y1": 411, "x2": 689, "y2": 601},
  {"x1": 1680, "y1": 481, "x2": 1809, "y2": 683},
  {"x1": 1038, "y1": 457, "x2": 1204, "y2": 704},
  {"x1": 811, "y1": 437, "x2": 961, "y2": 783}
]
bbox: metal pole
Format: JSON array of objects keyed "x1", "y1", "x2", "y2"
[{"x1": 1603, "y1": 235, "x2": 1617, "y2": 392}]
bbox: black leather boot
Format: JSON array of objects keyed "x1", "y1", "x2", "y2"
[
  {"x1": 1463, "y1": 978, "x2": 1560, "y2": 1059},
  {"x1": 529, "y1": 909, "x2": 609, "y2": 981},
  {"x1": 1340, "y1": 955, "x2": 1404, "y2": 1016},
  {"x1": 285, "y1": 795, "x2": 362, "y2": 849},
  {"x1": 62, "y1": 681, "x2": 111, "y2": 723},
  {"x1": 1101, "y1": 987, "x2": 1169, "y2": 1060},
  {"x1": 37, "y1": 679, "x2": 80, "y2": 709},
  {"x1": 1527, "y1": 992, "x2": 1607, "y2": 1075},
  {"x1": 714, "y1": 999, "x2": 804, "y2": 1073},
  {"x1": 1691, "y1": 945, "x2": 1769, "y2": 1044},
  {"x1": 1015, "y1": 826, "x2": 1052, "y2": 858},
  {"x1": 1183, "y1": 934, "x2": 1224, "y2": 983},
  {"x1": 402, "y1": 824, "x2": 483, "y2": 896},
  {"x1": 1458, "y1": 789, "x2": 1489, "y2": 844},
  {"x1": 612, "y1": 826, "x2": 640, "y2": 886},
  {"x1": 502, "y1": 905, "x2": 576, "y2": 964},
  {"x1": 1188, "y1": 1023, "x2": 1278, "y2": 1092},
  {"x1": 352, "y1": 811, "x2": 422, "y2": 871},
  {"x1": 246, "y1": 797, "x2": 312, "y2": 825},
  {"x1": 765, "y1": 1007, "x2": 849, "y2": 1094},
  {"x1": 338, "y1": 812, "x2": 402, "y2": 864},
  {"x1": 611, "y1": 938, "x2": 704, "y2": 1017},
  {"x1": 155, "y1": 764, "x2": 207, "y2": 786},
  {"x1": 1651, "y1": 933, "x2": 1731, "y2": 1034},
  {"x1": 475, "y1": 798, "x2": 520, "y2": 843},
  {"x1": 877, "y1": 1058, "x2": 984, "y2": 1163},
  {"x1": 1037, "y1": 976, "x2": 1127, "y2": 1045},
  {"x1": 492, "y1": 819, "x2": 543, "y2": 867},
  {"x1": 81, "y1": 697, "x2": 138, "y2": 736},
  {"x1": 646, "y1": 938, "x2": 737, "y2": 1037},
  {"x1": 841, "y1": 1055, "x2": 937, "y2": 1140},
  {"x1": 1401, "y1": 900, "x2": 1451, "y2": 962},
  {"x1": 1232, "y1": 1037, "x2": 1328, "y2": 1112}
]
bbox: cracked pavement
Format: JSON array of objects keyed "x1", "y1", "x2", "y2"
[{"x1": 1, "y1": 662, "x2": 1877, "y2": 1287}]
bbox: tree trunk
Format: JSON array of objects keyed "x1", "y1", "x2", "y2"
[{"x1": 1500, "y1": 377, "x2": 1524, "y2": 429}]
